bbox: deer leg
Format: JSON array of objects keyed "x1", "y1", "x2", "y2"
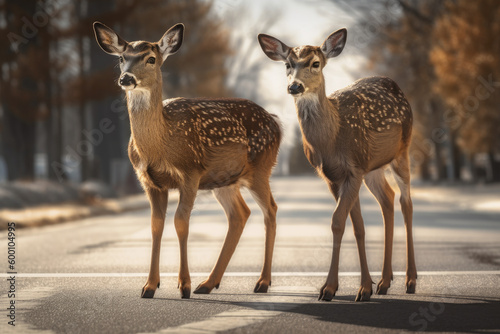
[
  {"x1": 194, "y1": 184, "x2": 250, "y2": 294},
  {"x1": 249, "y1": 180, "x2": 277, "y2": 293},
  {"x1": 175, "y1": 182, "x2": 198, "y2": 299},
  {"x1": 364, "y1": 169, "x2": 395, "y2": 295},
  {"x1": 141, "y1": 188, "x2": 169, "y2": 298},
  {"x1": 349, "y1": 197, "x2": 373, "y2": 302},
  {"x1": 391, "y1": 154, "x2": 417, "y2": 294},
  {"x1": 319, "y1": 177, "x2": 363, "y2": 301}
]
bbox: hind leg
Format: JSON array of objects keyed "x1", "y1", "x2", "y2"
[
  {"x1": 249, "y1": 179, "x2": 278, "y2": 293},
  {"x1": 350, "y1": 197, "x2": 373, "y2": 301},
  {"x1": 194, "y1": 184, "x2": 250, "y2": 294},
  {"x1": 391, "y1": 153, "x2": 417, "y2": 293},
  {"x1": 364, "y1": 168, "x2": 395, "y2": 295}
]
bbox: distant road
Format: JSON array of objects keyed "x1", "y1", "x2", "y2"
[{"x1": 2, "y1": 177, "x2": 499, "y2": 333}]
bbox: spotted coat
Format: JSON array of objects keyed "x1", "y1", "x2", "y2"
[
  {"x1": 330, "y1": 76, "x2": 412, "y2": 138},
  {"x1": 328, "y1": 77, "x2": 412, "y2": 173},
  {"x1": 163, "y1": 97, "x2": 281, "y2": 166}
]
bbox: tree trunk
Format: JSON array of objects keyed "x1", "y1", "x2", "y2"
[
  {"x1": 433, "y1": 141, "x2": 446, "y2": 180},
  {"x1": 54, "y1": 60, "x2": 65, "y2": 181},
  {"x1": 451, "y1": 138, "x2": 462, "y2": 181},
  {"x1": 445, "y1": 129, "x2": 462, "y2": 182},
  {"x1": 419, "y1": 154, "x2": 432, "y2": 181},
  {"x1": 88, "y1": 0, "x2": 119, "y2": 184},
  {"x1": 1, "y1": 0, "x2": 39, "y2": 181},
  {"x1": 2, "y1": 110, "x2": 35, "y2": 181},
  {"x1": 488, "y1": 152, "x2": 500, "y2": 183},
  {"x1": 77, "y1": 0, "x2": 90, "y2": 182},
  {"x1": 43, "y1": 27, "x2": 55, "y2": 181}
]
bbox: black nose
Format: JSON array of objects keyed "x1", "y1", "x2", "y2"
[
  {"x1": 288, "y1": 82, "x2": 304, "y2": 95},
  {"x1": 119, "y1": 73, "x2": 136, "y2": 87}
]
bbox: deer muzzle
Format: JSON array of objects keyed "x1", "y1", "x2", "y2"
[
  {"x1": 288, "y1": 82, "x2": 305, "y2": 95},
  {"x1": 119, "y1": 73, "x2": 137, "y2": 90}
]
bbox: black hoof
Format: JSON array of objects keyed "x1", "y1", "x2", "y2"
[
  {"x1": 193, "y1": 285, "x2": 212, "y2": 294},
  {"x1": 376, "y1": 286, "x2": 388, "y2": 295},
  {"x1": 319, "y1": 290, "x2": 334, "y2": 301},
  {"x1": 355, "y1": 289, "x2": 372, "y2": 302},
  {"x1": 254, "y1": 282, "x2": 269, "y2": 293},
  {"x1": 141, "y1": 288, "x2": 155, "y2": 298},
  {"x1": 406, "y1": 283, "x2": 416, "y2": 294},
  {"x1": 180, "y1": 287, "x2": 191, "y2": 299},
  {"x1": 376, "y1": 281, "x2": 389, "y2": 295},
  {"x1": 318, "y1": 283, "x2": 337, "y2": 301}
]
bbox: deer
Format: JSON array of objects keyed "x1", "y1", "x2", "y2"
[
  {"x1": 93, "y1": 22, "x2": 282, "y2": 299},
  {"x1": 258, "y1": 28, "x2": 416, "y2": 302}
]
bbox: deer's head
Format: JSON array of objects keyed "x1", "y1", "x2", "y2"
[
  {"x1": 93, "y1": 22, "x2": 184, "y2": 92},
  {"x1": 258, "y1": 29, "x2": 347, "y2": 98}
]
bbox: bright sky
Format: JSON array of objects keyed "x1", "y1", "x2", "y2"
[{"x1": 211, "y1": 0, "x2": 366, "y2": 146}]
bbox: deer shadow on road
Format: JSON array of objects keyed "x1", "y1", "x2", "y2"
[{"x1": 190, "y1": 291, "x2": 500, "y2": 332}]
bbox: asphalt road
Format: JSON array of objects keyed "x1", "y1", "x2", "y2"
[{"x1": 1, "y1": 177, "x2": 500, "y2": 333}]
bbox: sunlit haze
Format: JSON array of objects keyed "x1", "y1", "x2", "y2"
[{"x1": 211, "y1": 0, "x2": 364, "y2": 146}]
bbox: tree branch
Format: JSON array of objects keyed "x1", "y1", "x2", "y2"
[{"x1": 397, "y1": 0, "x2": 433, "y2": 24}]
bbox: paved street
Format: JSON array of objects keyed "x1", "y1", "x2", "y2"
[{"x1": 2, "y1": 176, "x2": 500, "y2": 333}]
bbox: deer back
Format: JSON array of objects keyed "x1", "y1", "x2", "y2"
[
  {"x1": 162, "y1": 97, "x2": 281, "y2": 164},
  {"x1": 328, "y1": 76, "x2": 413, "y2": 173}
]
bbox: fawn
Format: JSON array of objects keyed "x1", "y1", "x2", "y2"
[
  {"x1": 259, "y1": 28, "x2": 416, "y2": 301},
  {"x1": 94, "y1": 22, "x2": 281, "y2": 299}
]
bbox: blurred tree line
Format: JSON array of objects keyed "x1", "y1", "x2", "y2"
[
  {"x1": 0, "y1": 0, "x2": 232, "y2": 189},
  {"x1": 3, "y1": 0, "x2": 499, "y2": 184},
  {"x1": 338, "y1": 0, "x2": 500, "y2": 183}
]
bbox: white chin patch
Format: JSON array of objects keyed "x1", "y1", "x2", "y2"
[
  {"x1": 294, "y1": 90, "x2": 311, "y2": 99},
  {"x1": 121, "y1": 84, "x2": 136, "y2": 91},
  {"x1": 127, "y1": 89, "x2": 151, "y2": 111},
  {"x1": 295, "y1": 93, "x2": 320, "y2": 121}
]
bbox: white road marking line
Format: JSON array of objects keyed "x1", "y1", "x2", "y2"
[
  {"x1": 1, "y1": 270, "x2": 499, "y2": 278},
  {"x1": 140, "y1": 286, "x2": 318, "y2": 334}
]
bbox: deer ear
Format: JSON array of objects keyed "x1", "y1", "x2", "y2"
[
  {"x1": 158, "y1": 23, "x2": 184, "y2": 62},
  {"x1": 321, "y1": 28, "x2": 347, "y2": 59},
  {"x1": 93, "y1": 22, "x2": 128, "y2": 55},
  {"x1": 258, "y1": 34, "x2": 290, "y2": 62}
]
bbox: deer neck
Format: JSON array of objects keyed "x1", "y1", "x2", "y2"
[
  {"x1": 294, "y1": 78, "x2": 340, "y2": 146},
  {"x1": 126, "y1": 84, "x2": 167, "y2": 158}
]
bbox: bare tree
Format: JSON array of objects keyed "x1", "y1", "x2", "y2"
[{"x1": 223, "y1": 5, "x2": 280, "y2": 104}]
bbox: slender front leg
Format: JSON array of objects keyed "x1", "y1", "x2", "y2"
[
  {"x1": 142, "y1": 188, "x2": 169, "y2": 298},
  {"x1": 175, "y1": 181, "x2": 199, "y2": 299},
  {"x1": 350, "y1": 197, "x2": 373, "y2": 301},
  {"x1": 319, "y1": 177, "x2": 363, "y2": 301},
  {"x1": 194, "y1": 185, "x2": 250, "y2": 294}
]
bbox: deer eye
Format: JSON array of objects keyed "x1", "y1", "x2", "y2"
[
  {"x1": 119, "y1": 56, "x2": 124, "y2": 63},
  {"x1": 312, "y1": 61, "x2": 320, "y2": 68},
  {"x1": 147, "y1": 57, "x2": 156, "y2": 64},
  {"x1": 285, "y1": 63, "x2": 291, "y2": 69}
]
